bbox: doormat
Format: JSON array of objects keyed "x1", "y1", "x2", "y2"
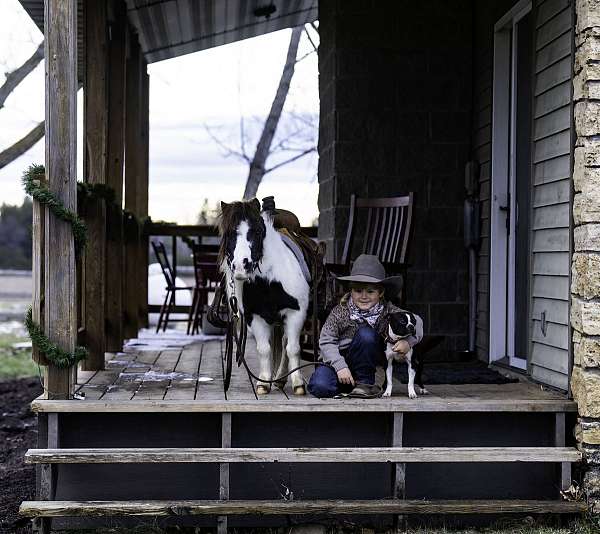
[{"x1": 393, "y1": 360, "x2": 519, "y2": 385}]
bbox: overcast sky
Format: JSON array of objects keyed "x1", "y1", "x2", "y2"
[{"x1": 0, "y1": 0, "x2": 319, "y2": 225}]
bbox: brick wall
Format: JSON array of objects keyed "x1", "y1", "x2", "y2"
[
  {"x1": 318, "y1": 0, "x2": 473, "y2": 355},
  {"x1": 572, "y1": 0, "x2": 600, "y2": 512}
]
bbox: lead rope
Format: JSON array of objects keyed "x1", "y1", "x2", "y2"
[{"x1": 222, "y1": 274, "x2": 332, "y2": 395}]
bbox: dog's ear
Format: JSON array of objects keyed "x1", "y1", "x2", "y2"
[{"x1": 220, "y1": 201, "x2": 230, "y2": 214}]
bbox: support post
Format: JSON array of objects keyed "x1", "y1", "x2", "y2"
[
  {"x1": 81, "y1": 0, "x2": 108, "y2": 370},
  {"x1": 43, "y1": 0, "x2": 77, "y2": 399},
  {"x1": 555, "y1": 413, "x2": 571, "y2": 492},
  {"x1": 32, "y1": 174, "x2": 47, "y2": 365},
  {"x1": 35, "y1": 413, "x2": 58, "y2": 534},
  {"x1": 123, "y1": 31, "x2": 142, "y2": 339},
  {"x1": 138, "y1": 67, "x2": 149, "y2": 328},
  {"x1": 218, "y1": 413, "x2": 232, "y2": 534},
  {"x1": 392, "y1": 412, "x2": 406, "y2": 529},
  {"x1": 105, "y1": 0, "x2": 127, "y2": 351}
]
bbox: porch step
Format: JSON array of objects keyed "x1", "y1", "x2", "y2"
[
  {"x1": 19, "y1": 499, "x2": 587, "y2": 517},
  {"x1": 24, "y1": 446, "x2": 582, "y2": 464}
]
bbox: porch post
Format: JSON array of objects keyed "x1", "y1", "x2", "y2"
[
  {"x1": 105, "y1": 0, "x2": 128, "y2": 351},
  {"x1": 43, "y1": 0, "x2": 77, "y2": 399},
  {"x1": 123, "y1": 32, "x2": 142, "y2": 339},
  {"x1": 571, "y1": 0, "x2": 600, "y2": 513},
  {"x1": 138, "y1": 68, "x2": 149, "y2": 329},
  {"x1": 81, "y1": 0, "x2": 108, "y2": 371}
]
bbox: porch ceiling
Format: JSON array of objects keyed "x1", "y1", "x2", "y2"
[{"x1": 17, "y1": 0, "x2": 317, "y2": 64}]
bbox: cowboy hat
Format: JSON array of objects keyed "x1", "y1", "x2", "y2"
[{"x1": 336, "y1": 254, "x2": 404, "y2": 297}]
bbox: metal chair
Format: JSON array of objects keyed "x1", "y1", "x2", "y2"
[
  {"x1": 151, "y1": 240, "x2": 194, "y2": 333},
  {"x1": 187, "y1": 242, "x2": 220, "y2": 335}
]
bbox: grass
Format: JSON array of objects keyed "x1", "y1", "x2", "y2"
[
  {"x1": 52, "y1": 516, "x2": 600, "y2": 534},
  {"x1": 0, "y1": 332, "x2": 37, "y2": 379}
]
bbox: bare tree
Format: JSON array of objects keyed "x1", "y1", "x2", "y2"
[
  {"x1": 205, "y1": 25, "x2": 318, "y2": 200},
  {"x1": 0, "y1": 41, "x2": 45, "y2": 171}
]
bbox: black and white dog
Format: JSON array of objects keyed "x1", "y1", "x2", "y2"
[{"x1": 382, "y1": 312, "x2": 427, "y2": 399}]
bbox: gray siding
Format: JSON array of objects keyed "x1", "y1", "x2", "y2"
[
  {"x1": 472, "y1": 0, "x2": 573, "y2": 390},
  {"x1": 529, "y1": 0, "x2": 573, "y2": 390}
]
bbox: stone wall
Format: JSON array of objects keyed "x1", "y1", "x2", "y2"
[
  {"x1": 317, "y1": 0, "x2": 472, "y2": 354},
  {"x1": 572, "y1": 0, "x2": 600, "y2": 512}
]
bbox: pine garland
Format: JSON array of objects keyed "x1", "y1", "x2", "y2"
[
  {"x1": 22, "y1": 164, "x2": 87, "y2": 254},
  {"x1": 24, "y1": 307, "x2": 87, "y2": 368}
]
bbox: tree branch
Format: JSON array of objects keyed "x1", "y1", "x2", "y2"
[
  {"x1": 0, "y1": 121, "x2": 45, "y2": 170},
  {"x1": 0, "y1": 41, "x2": 44, "y2": 110},
  {"x1": 243, "y1": 26, "x2": 303, "y2": 200},
  {"x1": 264, "y1": 147, "x2": 316, "y2": 175},
  {"x1": 304, "y1": 27, "x2": 318, "y2": 53}
]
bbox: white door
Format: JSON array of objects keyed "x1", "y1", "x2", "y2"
[{"x1": 490, "y1": 0, "x2": 532, "y2": 370}]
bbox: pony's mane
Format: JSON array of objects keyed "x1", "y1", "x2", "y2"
[{"x1": 217, "y1": 199, "x2": 268, "y2": 265}]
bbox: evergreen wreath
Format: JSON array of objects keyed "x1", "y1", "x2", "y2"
[
  {"x1": 22, "y1": 164, "x2": 87, "y2": 254},
  {"x1": 24, "y1": 307, "x2": 88, "y2": 368}
]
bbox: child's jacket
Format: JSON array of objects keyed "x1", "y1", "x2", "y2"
[{"x1": 319, "y1": 294, "x2": 424, "y2": 372}]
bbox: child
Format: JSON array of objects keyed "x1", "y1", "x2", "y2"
[{"x1": 308, "y1": 254, "x2": 423, "y2": 398}]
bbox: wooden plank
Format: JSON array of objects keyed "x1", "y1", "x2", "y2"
[
  {"x1": 138, "y1": 67, "x2": 149, "y2": 328},
  {"x1": 534, "y1": 106, "x2": 570, "y2": 141},
  {"x1": 536, "y1": 6, "x2": 571, "y2": 50},
  {"x1": 218, "y1": 413, "x2": 231, "y2": 534},
  {"x1": 533, "y1": 130, "x2": 571, "y2": 163},
  {"x1": 532, "y1": 296, "x2": 569, "y2": 325},
  {"x1": 536, "y1": 0, "x2": 570, "y2": 28},
  {"x1": 30, "y1": 397, "x2": 578, "y2": 413},
  {"x1": 532, "y1": 274, "x2": 570, "y2": 300},
  {"x1": 32, "y1": 173, "x2": 47, "y2": 365},
  {"x1": 532, "y1": 203, "x2": 570, "y2": 230},
  {"x1": 164, "y1": 346, "x2": 202, "y2": 400},
  {"x1": 19, "y1": 499, "x2": 588, "y2": 517},
  {"x1": 81, "y1": 0, "x2": 108, "y2": 371},
  {"x1": 535, "y1": 56, "x2": 571, "y2": 96},
  {"x1": 25, "y1": 446, "x2": 581, "y2": 464},
  {"x1": 531, "y1": 363, "x2": 569, "y2": 390},
  {"x1": 196, "y1": 341, "x2": 226, "y2": 401},
  {"x1": 123, "y1": 33, "x2": 142, "y2": 340},
  {"x1": 533, "y1": 180, "x2": 570, "y2": 209},
  {"x1": 531, "y1": 343, "x2": 569, "y2": 374},
  {"x1": 531, "y1": 320, "x2": 569, "y2": 350},
  {"x1": 534, "y1": 81, "x2": 571, "y2": 119},
  {"x1": 555, "y1": 413, "x2": 572, "y2": 492},
  {"x1": 532, "y1": 228, "x2": 569, "y2": 253},
  {"x1": 535, "y1": 31, "x2": 571, "y2": 73},
  {"x1": 532, "y1": 252, "x2": 570, "y2": 276},
  {"x1": 105, "y1": 0, "x2": 127, "y2": 352},
  {"x1": 43, "y1": 0, "x2": 78, "y2": 399}
]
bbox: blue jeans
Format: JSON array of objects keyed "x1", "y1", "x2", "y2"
[{"x1": 308, "y1": 325, "x2": 385, "y2": 398}]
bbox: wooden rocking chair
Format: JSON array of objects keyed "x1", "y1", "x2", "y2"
[{"x1": 326, "y1": 193, "x2": 414, "y2": 305}]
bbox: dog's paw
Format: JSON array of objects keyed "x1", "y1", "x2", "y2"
[
  {"x1": 382, "y1": 389, "x2": 392, "y2": 398},
  {"x1": 408, "y1": 389, "x2": 417, "y2": 399},
  {"x1": 418, "y1": 387, "x2": 429, "y2": 395}
]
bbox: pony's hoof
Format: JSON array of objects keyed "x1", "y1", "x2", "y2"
[
  {"x1": 256, "y1": 385, "x2": 270, "y2": 395},
  {"x1": 293, "y1": 385, "x2": 306, "y2": 396}
]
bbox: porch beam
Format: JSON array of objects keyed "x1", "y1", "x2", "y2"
[
  {"x1": 81, "y1": 0, "x2": 109, "y2": 371},
  {"x1": 123, "y1": 32, "x2": 142, "y2": 340},
  {"x1": 105, "y1": 0, "x2": 128, "y2": 352},
  {"x1": 43, "y1": 0, "x2": 78, "y2": 399},
  {"x1": 138, "y1": 67, "x2": 149, "y2": 329}
]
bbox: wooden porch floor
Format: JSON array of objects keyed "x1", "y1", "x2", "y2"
[{"x1": 32, "y1": 331, "x2": 576, "y2": 413}]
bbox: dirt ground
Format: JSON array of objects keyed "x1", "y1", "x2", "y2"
[{"x1": 0, "y1": 377, "x2": 42, "y2": 534}]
